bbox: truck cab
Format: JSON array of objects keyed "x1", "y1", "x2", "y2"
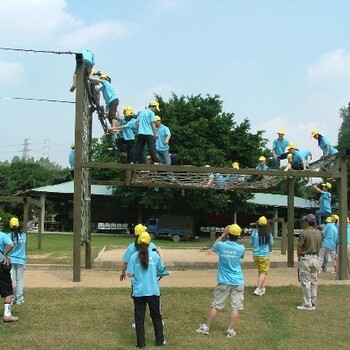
[{"x1": 146, "y1": 215, "x2": 194, "y2": 242}]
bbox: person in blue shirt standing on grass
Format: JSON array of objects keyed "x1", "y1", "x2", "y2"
[
  {"x1": 250, "y1": 216, "x2": 274, "y2": 296},
  {"x1": 8, "y1": 217, "x2": 26, "y2": 305},
  {"x1": 196, "y1": 223, "x2": 245, "y2": 338},
  {"x1": 0, "y1": 218, "x2": 18, "y2": 322},
  {"x1": 127, "y1": 231, "x2": 166, "y2": 348}
]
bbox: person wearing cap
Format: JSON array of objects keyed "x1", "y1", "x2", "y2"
[
  {"x1": 126, "y1": 231, "x2": 166, "y2": 348},
  {"x1": 296, "y1": 214, "x2": 322, "y2": 310},
  {"x1": 313, "y1": 182, "x2": 332, "y2": 226},
  {"x1": 69, "y1": 143, "x2": 75, "y2": 179},
  {"x1": 196, "y1": 223, "x2": 245, "y2": 338},
  {"x1": 155, "y1": 116, "x2": 171, "y2": 165},
  {"x1": 8, "y1": 217, "x2": 26, "y2": 305},
  {"x1": 132, "y1": 101, "x2": 160, "y2": 164},
  {"x1": 89, "y1": 72, "x2": 119, "y2": 128},
  {"x1": 120, "y1": 223, "x2": 158, "y2": 281},
  {"x1": 0, "y1": 220, "x2": 18, "y2": 322},
  {"x1": 318, "y1": 216, "x2": 338, "y2": 276},
  {"x1": 284, "y1": 143, "x2": 311, "y2": 171},
  {"x1": 256, "y1": 156, "x2": 269, "y2": 171},
  {"x1": 311, "y1": 130, "x2": 338, "y2": 158},
  {"x1": 70, "y1": 48, "x2": 95, "y2": 92},
  {"x1": 272, "y1": 130, "x2": 289, "y2": 169},
  {"x1": 108, "y1": 106, "x2": 138, "y2": 163},
  {"x1": 250, "y1": 216, "x2": 274, "y2": 296}
]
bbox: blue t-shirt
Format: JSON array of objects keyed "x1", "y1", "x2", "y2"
[
  {"x1": 273, "y1": 138, "x2": 289, "y2": 157},
  {"x1": 122, "y1": 119, "x2": 137, "y2": 141},
  {"x1": 126, "y1": 250, "x2": 164, "y2": 297},
  {"x1": 291, "y1": 150, "x2": 304, "y2": 165},
  {"x1": 0, "y1": 231, "x2": 13, "y2": 261},
  {"x1": 347, "y1": 224, "x2": 350, "y2": 244},
  {"x1": 319, "y1": 191, "x2": 331, "y2": 213},
  {"x1": 213, "y1": 240, "x2": 245, "y2": 286},
  {"x1": 322, "y1": 223, "x2": 338, "y2": 250},
  {"x1": 8, "y1": 232, "x2": 26, "y2": 265},
  {"x1": 256, "y1": 164, "x2": 269, "y2": 170},
  {"x1": 250, "y1": 229, "x2": 274, "y2": 257},
  {"x1": 69, "y1": 149, "x2": 75, "y2": 170},
  {"x1": 122, "y1": 241, "x2": 157, "y2": 263},
  {"x1": 99, "y1": 80, "x2": 117, "y2": 107},
  {"x1": 319, "y1": 136, "x2": 338, "y2": 156},
  {"x1": 156, "y1": 124, "x2": 171, "y2": 151},
  {"x1": 137, "y1": 108, "x2": 156, "y2": 136},
  {"x1": 81, "y1": 49, "x2": 95, "y2": 67}
]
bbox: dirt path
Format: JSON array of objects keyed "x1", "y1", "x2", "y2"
[{"x1": 24, "y1": 248, "x2": 350, "y2": 288}]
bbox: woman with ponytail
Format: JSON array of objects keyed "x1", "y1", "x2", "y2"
[{"x1": 127, "y1": 231, "x2": 166, "y2": 348}]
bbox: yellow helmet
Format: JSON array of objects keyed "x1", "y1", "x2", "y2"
[
  {"x1": 71, "y1": 143, "x2": 75, "y2": 149},
  {"x1": 10, "y1": 217, "x2": 19, "y2": 229},
  {"x1": 229, "y1": 224, "x2": 242, "y2": 236},
  {"x1": 277, "y1": 130, "x2": 285, "y2": 135},
  {"x1": 321, "y1": 182, "x2": 332, "y2": 190},
  {"x1": 123, "y1": 106, "x2": 133, "y2": 117},
  {"x1": 325, "y1": 216, "x2": 333, "y2": 223},
  {"x1": 149, "y1": 101, "x2": 160, "y2": 112},
  {"x1": 258, "y1": 216, "x2": 268, "y2": 226},
  {"x1": 287, "y1": 143, "x2": 296, "y2": 150},
  {"x1": 138, "y1": 231, "x2": 151, "y2": 245},
  {"x1": 258, "y1": 156, "x2": 266, "y2": 162},
  {"x1": 232, "y1": 162, "x2": 239, "y2": 169},
  {"x1": 331, "y1": 214, "x2": 339, "y2": 221},
  {"x1": 134, "y1": 223, "x2": 147, "y2": 236},
  {"x1": 311, "y1": 130, "x2": 320, "y2": 138},
  {"x1": 155, "y1": 115, "x2": 161, "y2": 122}
]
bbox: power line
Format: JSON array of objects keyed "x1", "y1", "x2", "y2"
[
  {"x1": 0, "y1": 96, "x2": 74, "y2": 104},
  {"x1": 0, "y1": 47, "x2": 76, "y2": 55}
]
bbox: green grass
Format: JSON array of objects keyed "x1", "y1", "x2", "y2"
[
  {"x1": 26, "y1": 233, "x2": 288, "y2": 265},
  {"x1": 2, "y1": 285, "x2": 349, "y2": 350}
]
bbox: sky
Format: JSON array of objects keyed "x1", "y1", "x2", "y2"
[{"x1": 0, "y1": 0, "x2": 349, "y2": 168}]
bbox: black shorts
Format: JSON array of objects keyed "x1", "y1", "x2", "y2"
[
  {"x1": 108, "y1": 98, "x2": 120, "y2": 123},
  {"x1": 292, "y1": 164, "x2": 303, "y2": 170},
  {"x1": 0, "y1": 266, "x2": 13, "y2": 298}
]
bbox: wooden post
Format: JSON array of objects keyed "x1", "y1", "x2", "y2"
[
  {"x1": 287, "y1": 177, "x2": 295, "y2": 267},
  {"x1": 73, "y1": 53, "x2": 84, "y2": 282},
  {"x1": 337, "y1": 152, "x2": 348, "y2": 280}
]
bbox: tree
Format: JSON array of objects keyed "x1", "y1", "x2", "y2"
[
  {"x1": 0, "y1": 160, "x2": 70, "y2": 217},
  {"x1": 337, "y1": 103, "x2": 350, "y2": 151},
  {"x1": 92, "y1": 93, "x2": 270, "y2": 216}
]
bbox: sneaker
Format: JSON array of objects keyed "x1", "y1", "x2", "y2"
[
  {"x1": 15, "y1": 299, "x2": 24, "y2": 305},
  {"x1": 260, "y1": 288, "x2": 266, "y2": 295},
  {"x1": 196, "y1": 324, "x2": 209, "y2": 335},
  {"x1": 226, "y1": 329, "x2": 236, "y2": 338},
  {"x1": 156, "y1": 340, "x2": 167, "y2": 346},
  {"x1": 253, "y1": 288, "x2": 262, "y2": 296},
  {"x1": 3, "y1": 315, "x2": 19, "y2": 322},
  {"x1": 296, "y1": 304, "x2": 315, "y2": 311}
]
